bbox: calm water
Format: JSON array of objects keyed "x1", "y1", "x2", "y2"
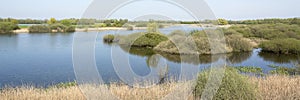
[{"x1": 0, "y1": 26, "x2": 299, "y2": 87}]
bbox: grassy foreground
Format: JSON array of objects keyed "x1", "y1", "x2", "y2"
[{"x1": 0, "y1": 75, "x2": 299, "y2": 100}]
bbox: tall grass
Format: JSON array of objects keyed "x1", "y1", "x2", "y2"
[
  {"x1": 0, "y1": 75, "x2": 299, "y2": 100},
  {"x1": 1, "y1": 75, "x2": 299, "y2": 100}
]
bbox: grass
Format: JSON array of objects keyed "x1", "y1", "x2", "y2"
[
  {"x1": 235, "y1": 66, "x2": 264, "y2": 76},
  {"x1": 1, "y1": 75, "x2": 299, "y2": 100},
  {"x1": 251, "y1": 75, "x2": 300, "y2": 100}
]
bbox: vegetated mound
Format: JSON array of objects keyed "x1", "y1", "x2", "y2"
[
  {"x1": 154, "y1": 30, "x2": 253, "y2": 55},
  {"x1": 259, "y1": 38, "x2": 300, "y2": 54},
  {"x1": 118, "y1": 32, "x2": 168, "y2": 47},
  {"x1": 194, "y1": 67, "x2": 257, "y2": 99}
]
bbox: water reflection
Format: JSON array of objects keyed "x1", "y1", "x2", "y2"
[
  {"x1": 259, "y1": 52, "x2": 300, "y2": 63},
  {"x1": 119, "y1": 45, "x2": 253, "y2": 66}
]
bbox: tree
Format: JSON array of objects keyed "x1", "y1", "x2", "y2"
[
  {"x1": 60, "y1": 19, "x2": 72, "y2": 26},
  {"x1": 147, "y1": 22, "x2": 159, "y2": 33},
  {"x1": 0, "y1": 22, "x2": 19, "y2": 33},
  {"x1": 218, "y1": 19, "x2": 229, "y2": 25},
  {"x1": 47, "y1": 18, "x2": 57, "y2": 25}
]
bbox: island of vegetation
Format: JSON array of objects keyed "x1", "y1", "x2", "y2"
[{"x1": 103, "y1": 18, "x2": 300, "y2": 55}]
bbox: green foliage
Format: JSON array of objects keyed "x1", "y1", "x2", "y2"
[
  {"x1": 259, "y1": 38, "x2": 300, "y2": 54},
  {"x1": 131, "y1": 33, "x2": 168, "y2": 47},
  {"x1": 60, "y1": 19, "x2": 72, "y2": 26},
  {"x1": 194, "y1": 67, "x2": 256, "y2": 99},
  {"x1": 103, "y1": 34, "x2": 115, "y2": 42},
  {"x1": 65, "y1": 26, "x2": 76, "y2": 32},
  {"x1": 28, "y1": 25, "x2": 51, "y2": 33},
  {"x1": 47, "y1": 18, "x2": 57, "y2": 25},
  {"x1": 0, "y1": 22, "x2": 19, "y2": 33},
  {"x1": 228, "y1": 18, "x2": 300, "y2": 25},
  {"x1": 226, "y1": 34, "x2": 253, "y2": 52},
  {"x1": 227, "y1": 24, "x2": 300, "y2": 39},
  {"x1": 49, "y1": 23, "x2": 66, "y2": 31},
  {"x1": 235, "y1": 66, "x2": 264, "y2": 76},
  {"x1": 218, "y1": 19, "x2": 228, "y2": 25},
  {"x1": 268, "y1": 65, "x2": 300, "y2": 75},
  {"x1": 147, "y1": 23, "x2": 160, "y2": 33}
]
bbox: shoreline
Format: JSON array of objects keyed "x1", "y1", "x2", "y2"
[{"x1": 12, "y1": 24, "x2": 231, "y2": 33}]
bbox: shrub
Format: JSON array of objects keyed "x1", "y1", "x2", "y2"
[
  {"x1": 259, "y1": 38, "x2": 300, "y2": 54},
  {"x1": 194, "y1": 67, "x2": 256, "y2": 99},
  {"x1": 65, "y1": 26, "x2": 76, "y2": 32},
  {"x1": 103, "y1": 34, "x2": 115, "y2": 42},
  {"x1": 226, "y1": 24, "x2": 300, "y2": 39},
  {"x1": 0, "y1": 22, "x2": 19, "y2": 33},
  {"x1": 49, "y1": 23, "x2": 67, "y2": 32},
  {"x1": 126, "y1": 26, "x2": 133, "y2": 30},
  {"x1": 28, "y1": 25, "x2": 51, "y2": 33},
  {"x1": 131, "y1": 33, "x2": 168, "y2": 47},
  {"x1": 226, "y1": 34, "x2": 253, "y2": 52}
]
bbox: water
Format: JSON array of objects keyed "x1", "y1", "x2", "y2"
[{"x1": 0, "y1": 26, "x2": 299, "y2": 87}]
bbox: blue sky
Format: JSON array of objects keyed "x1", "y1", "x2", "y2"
[{"x1": 0, "y1": 0, "x2": 299, "y2": 20}]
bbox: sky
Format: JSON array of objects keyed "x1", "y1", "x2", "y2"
[{"x1": 0, "y1": 0, "x2": 300, "y2": 20}]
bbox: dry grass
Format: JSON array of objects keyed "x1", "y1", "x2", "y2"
[
  {"x1": 0, "y1": 76, "x2": 299, "y2": 100},
  {"x1": 251, "y1": 75, "x2": 300, "y2": 100}
]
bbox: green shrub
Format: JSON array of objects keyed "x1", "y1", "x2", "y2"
[
  {"x1": 49, "y1": 23, "x2": 67, "y2": 32},
  {"x1": 28, "y1": 25, "x2": 51, "y2": 33},
  {"x1": 0, "y1": 22, "x2": 19, "y2": 33},
  {"x1": 103, "y1": 34, "x2": 115, "y2": 42},
  {"x1": 131, "y1": 33, "x2": 168, "y2": 47},
  {"x1": 226, "y1": 34, "x2": 253, "y2": 52},
  {"x1": 65, "y1": 26, "x2": 76, "y2": 32},
  {"x1": 226, "y1": 24, "x2": 300, "y2": 39},
  {"x1": 259, "y1": 38, "x2": 300, "y2": 54},
  {"x1": 194, "y1": 67, "x2": 256, "y2": 99}
]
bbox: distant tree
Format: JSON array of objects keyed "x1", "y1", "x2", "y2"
[
  {"x1": 60, "y1": 19, "x2": 72, "y2": 26},
  {"x1": 218, "y1": 19, "x2": 228, "y2": 25},
  {"x1": 10, "y1": 19, "x2": 19, "y2": 24},
  {"x1": 147, "y1": 22, "x2": 159, "y2": 33},
  {"x1": 0, "y1": 22, "x2": 19, "y2": 33},
  {"x1": 47, "y1": 18, "x2": 57, "y2": 25}
]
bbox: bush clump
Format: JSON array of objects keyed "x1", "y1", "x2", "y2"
[
  {"x1": 194, "y1": 67, "x2": 256, "y2": 99},
  {"x1": 0, "y1": 22, "x2": 19, "y2": 33},
  {"x1": 259, "y1": 38, "x2": 300, "y2": 54},
  {"x1": 28, "y1": 25, "x2": 51, "y2": 33},
  {"x1": 132, "y1": 33, "x2": 168, "y2": 47},
  {"x1": 103, "y1": 34, "x2": 115, "y2": 42},
  {"x1": 226, "y1": 34, "x2": 253, "y2": 52},
  {"x1": 227, "y1": 24, "x2": 300, "y2": 39}
]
